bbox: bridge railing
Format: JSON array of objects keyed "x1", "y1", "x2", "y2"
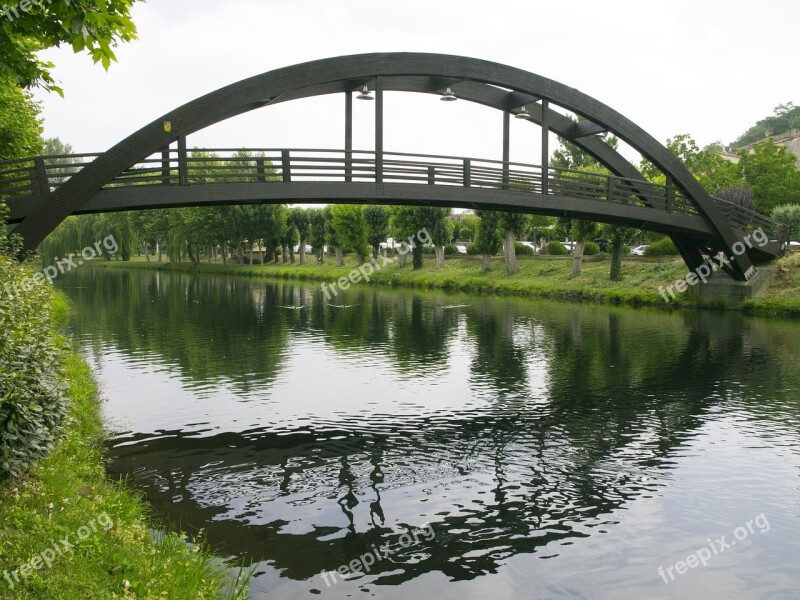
[
  {"x1": 0, "y1": 148, "x2": 703, "y2": 221},
  {"x1": 711, "y1": 196, "x2": 788, "y2": 245}
]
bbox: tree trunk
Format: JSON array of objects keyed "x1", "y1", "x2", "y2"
[
  {"x1": 397, "y1": 251, "x2": 407, "y2": 267},
  {"x1": 335, "y1": 246, "x2": 344, "y2": 267},
  {"x1": 282, "y1": 244, "x2": 289, "y2": 263},
  {"x1": 610, "y1": 241, "x2": 623, "y2": 281},
  {"x1": 289, "y1": 245, "x2": 295, "y2": 264},
  {"x1": 503, "y1": 229, "x2": 518, "y2": 275},
  {"x1": 238, "y1": 243, "x2": 244, "y2": 264},
  {"x1": 571, "y1": 239, "x2": 586, "y2": 277},
  {"x1": 157, "y1": 239, "x2": 163, "y2": 262},
  {"x1": 299, "y1": 239, "x2": 306, "y2": 265},
  {"x1": 144, "y1": 242, "x2": 150, "y2": 262},
  {"x1": 187, "y1": 241, "x2": 199, "y2": 266},
  {"x1": 435, "y1": 244, "x2": 445, "y2": 268},
  {"x1": 412, "y1": 243, "x2": 423, "y2": 270},
  {"x1": 249, "y1": 243, "x2": 255, "y2": 265},
  {"x1": 222, "y1": 244, "x2": 227, "y2": 265},
  {"x1": 207, "y1": 245, "x2": 212, "y2": 264},
  {"x1": 482, "y1": 253, "x2": 491, "y2": 272}
]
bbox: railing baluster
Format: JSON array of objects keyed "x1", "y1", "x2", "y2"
[
  {"x1": 161, "y1": 150, "x2": 171, "y2": 185},
  {"x1": 463, "y1": 159, "x2": 471, "y2": 187},
  {"x1": 256, "y1": 158, "x2": 266, "y2": 183},
  {"x1": 428, "y1": 165, "x2": 435, "y2": 185},
  {"x1": 33, "y1": 157, "x2": 50, "y2": 199},
  {"x1": 178, "y1": 136, "x2": 188, "y2": 185},
  {"x1": 607, "y1": 175, "x2": 614, "y2": 202},
  {"x1": 281, "y1": 150, "x2": 291, "y2": 182}
]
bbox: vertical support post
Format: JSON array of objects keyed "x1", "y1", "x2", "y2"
[
  {"x1": 281, "y1": 150, "x2": 291, "y2": 182},
  {"x1": 33, "y1": 157, "x2": 50, "y2": 198},
  {"x1": 665, "y1": 177, "x2": 673, "y2": 212},
  {"x1": 161, "y1": 149, "x2": 171, "y2": 185},
  {"x1": 541, "y1": 99, "x2": 550, "y2": 195},
  {"x1": 256, "y1": 157, "x2": 266, "y2": 183},
  {"x1": 607, "y1": 175, "x2": 614, "y2": 203},
  {"x1": 502, "y1": 110, "x2": 510, "y2": 190},
  {"x1": 375, "y1": 76, "x2": 384, "y2": 183},
  {"x1": 463, "y1": 159, "x2": 471, "y2": 187},
  {"x1": 178, "y1": 135, "x2": 188, "y2": 186},
  {"x1": 428, "y1": 165, "x2": 435, "y2": 185},
  {"x1": 345, "y1": 90, "x2": 353, "y2": 182}
]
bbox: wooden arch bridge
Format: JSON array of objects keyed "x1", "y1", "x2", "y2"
[{"x1": 1, "y1": 53, "x2": 787, "y2": 280}]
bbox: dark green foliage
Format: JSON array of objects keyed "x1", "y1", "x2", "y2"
[
  {"x1": 739, "y1": 140, "x2": 800, "y2": 213},
  {"x1": 732, "y1": 103, "x2": 800, "y2": 149},
  {"x1": 545, "y1": 241, "x2": 569, "y2": 255},
  {"x1": 771, "y1": 204, "x2": 800, "y2": 241},
  {"x1": 0, "y1": 220, "x2": 68, "y2": 480},
  {"x1": 514, "y1": 242, "x2": 534, "y2": 255},
  {"x1": 466, "y1": 243, "x2": 480, "y2": 255},
  {"x1": 363, "y1": 205, "x2": 390, "y2": 258},
  {"x1": 444, "y1": 244, "x2": 459, "y2": 255},
  {"x1": 646, "y1": 237, "x2": 679, "y2": 256},
  {"x1": 475, "y1": 210, "x2": 502, "y2": 255},
  {"x1": 583, "y1": 241, "x2": 600, "y2": 255}
]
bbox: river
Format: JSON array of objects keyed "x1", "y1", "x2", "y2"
[{"x1": 57, "y1": 267, "x2": 800, "y2": 599}]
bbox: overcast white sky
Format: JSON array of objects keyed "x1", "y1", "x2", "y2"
[{"x1": 31, "y1": 0, "x2": 800, "y2": 166}]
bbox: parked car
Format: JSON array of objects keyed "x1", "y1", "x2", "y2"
[
  {"x1": 630, "y1": 245, "x2": 649, "y2": 256},
  {"x1": 455, "y1": 242, "x2": 469, "y2": 255},
  {"x1": 293, "y1": 244, "x2": 313, "y2": 253},
  {"x1": 593, "y1": 238, "x2": 610, "y2": 252}
]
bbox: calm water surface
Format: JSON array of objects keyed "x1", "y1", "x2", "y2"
[{"x1": 57, "y1": 268, "x2": 800, "y2": 599}]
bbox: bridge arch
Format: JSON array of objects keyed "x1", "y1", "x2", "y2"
[{"x1": 4, "y1": 53, "x2": 786, "y2": 279}]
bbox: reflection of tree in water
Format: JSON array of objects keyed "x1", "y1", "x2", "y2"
[{"x1": 64, "y1": 271, "x2": 800, "y2": 585}]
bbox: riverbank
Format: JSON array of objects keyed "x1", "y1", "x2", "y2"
[
  {"x1": 0, "y1": 302, "x2": 250, "y2": 598},
  {"x1": 90, "y1": 252, "x2": 800, "y2": 317}
]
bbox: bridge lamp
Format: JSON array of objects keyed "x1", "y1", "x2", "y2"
[
  {"x1": 356, "y1": 85, "x2": 374, "y2": 100},
  {"x1": 440, "y1": 86, "x2": 457, "y2": 101},
  {"x1": 515, "y1": 107, "x2": 533, "y2": 120}
]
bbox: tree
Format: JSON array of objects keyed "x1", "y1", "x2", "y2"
[
  {"x1": 288, "y1": 207, "x2": 310, "y2": 264},
  {"x1": 498, "y1": 212, "x2": 528, "y2": 275},
  {"x1": 308, "y1": 208, "x2": 327, "y2": 264},
  {"x1": 324, "y1": 206, "x2": 344, "y2": 266},
  {"x1": 417, "y1": 207, "x2": 451, "y2": 268},
  {"x1": 739, "y1": 139, "x2": 800, "y2": 213},
  {"x1": 561, "y1": 218, "x2": 599, "y2": 276},
  {"x1": 603, "y1": 225, "x2": 636, "y2": 281},
  {"x1": 717, "y1": 184, "x2": 755, "y2": 213},
  {"x1": 363, "y1": 205, "x2": 390, "y2": 259},
  {"x1": 0, "y1": 84, "x2": 42, "y2": 160},
  {"x1": 390, "y1": 206, "x2": 419, "y2": 268},
  {"x1": 1, "y1": 0, "x2": 140, "y2": 93},
  {"x1": 732, "y1": 102, "x2": 800, "y2": 149},
  {"x1": 475, "y1": 210, "x2": 502, "y2": 272},
  {"x1": 771, "y1": 205, "x2": 800, "y2": 241},
  {"x1": 456, "y1": 213, "x2": 479, "y2": 242},
  {"x1": 640, "y1": 134, "x2": 743, "y2": 194},
  {"x1": 330, "y1": 204, "x2": 369, "y2": 263}
]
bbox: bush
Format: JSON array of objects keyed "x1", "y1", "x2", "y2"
[
  {"x1": 545, "y1": 241, "x2": 569, "y2": 255},
  {"x1": 443, "y1": 244, "x2": 459, "y2": 255},
  {"x1": 514, "y1": 241, "x2": 534, "y2": 255},
  {"x1": 0, "y1": 229, "x2": 69, "y2": 480},
  {"x1": 583, "y1": 241, "x2": 600, "y2": 255},
  {"x1": 772, "y1": 204, "x2": 800, "y2": 241},
  {"x1": 645, "y1": 237, "x2": 679, "y2": 256},
  {"x1": 422, "y1": 244, "x2": 436, "y2": 254},
  {"x1": 466, "y1": 243, "x2": 480, "y2": 255}
]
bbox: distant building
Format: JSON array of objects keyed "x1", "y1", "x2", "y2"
[{"x1": 719, "y1": 129, "x2": 800, "y2": 169}]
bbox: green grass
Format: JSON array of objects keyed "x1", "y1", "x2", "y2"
[{"x1": 0, "y1": 344, "x2": 251, "y2": 599}]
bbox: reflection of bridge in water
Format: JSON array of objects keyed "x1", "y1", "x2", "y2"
[
  {"x1": 1, "y1": 53, "x2": 787, "y2": 280},
  {"x1": 92, "y1": 281, "x2": 786, "y2": 585}
]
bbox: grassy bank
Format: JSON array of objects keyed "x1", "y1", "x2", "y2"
[
  {"x1": 0, "y1": 316, "x2": 250, "y2": 598},
  {"x1": 91, "y1": 252, "x2": 800, "y2": 317}
]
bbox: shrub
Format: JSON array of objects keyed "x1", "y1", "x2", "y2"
[
  {"x1": 443, "y1": 244, "x2": 459, "y2": 255},
  {"x1": 771, "y1": 204, "x2": 800, "y2": 241},
  {"x1": 583, "y1": 241, "x2": 600, "y2": 255},
  {"x1": 0, "y1": 227, "x2": 69, "y2": 480},
  {"x1": 645, "y1": 237, "x2": 679, "y2": 256},
  {"x1": 545, "y1": 241, "x2": 569, "y2": 255},
  {"x1": 422, "y1": 244, "x2": 436, "y2": 254},
  {"x1": 466, "y1": 243, "x2": 480, "y2": 255},
  {"x1": 514, "y1": 242, "x2": 534, "y2": 255}
]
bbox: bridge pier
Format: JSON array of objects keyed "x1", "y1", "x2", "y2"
[{"x1": 688, "y1": 266, "x2": 774, "y2": 308}]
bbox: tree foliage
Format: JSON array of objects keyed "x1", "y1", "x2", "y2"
[
  {"x1": 1, "y1": 0, "x2": 140, "y2": 93},
  {"x1": 732, "y1": 103, "x2": 800, "y2": 149},
  {"x1": 363, "y1": 205, "x2": 390, "y2": 259},
  {"x1": 0, "y1": 84, "x2": 42, "y2": 160},
  {"x1": 738, "y1": 139, "x2": 800, "y2": 213}
]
